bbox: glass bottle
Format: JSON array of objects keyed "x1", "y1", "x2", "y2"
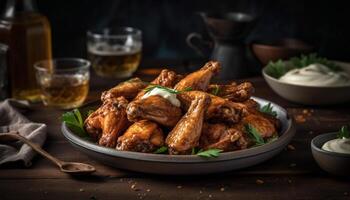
[{"x1": 0, "y1": 0, "x2": 52, "y2": 101}]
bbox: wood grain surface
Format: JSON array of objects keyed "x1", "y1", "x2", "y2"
[{"x1": 1, "y1": 61, "x2": 349, "y2": 200}]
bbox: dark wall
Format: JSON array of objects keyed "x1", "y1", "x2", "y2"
[{"x1": 1, "y1": 0, "x2": 350, "y2": 61}]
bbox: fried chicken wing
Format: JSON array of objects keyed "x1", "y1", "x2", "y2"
[
  {"x1": 127, "y1": 95, "x2": 182, "y2": 127},
  {"x1": 84, "y1": 96, "x2": 130, "y2": 147},
  {"x1": 233, "y1": 99, "x2": 280, "y2": 138},
  {"x1": 241, "y1": 113, "x2": 278, "y2": 138},
  {"x1": 101, "y1": 78, "x2": 147, "y2": 101},
  {"x1": 199, "y1": 123, "x2": 249, "y2": 151},
  {"x1": 86, "y1": 60, "x2": 282, "y2": 155},
  {"x1": 166, "y1": 93, "x2": 211, "y2": 154},
  {"x1": 207, "y1": 82, "x2": 254, "y2": 102},
  {"x1": 116, "y1": 120, "x2": 164, "y2": 152},
  {"x1": 178, "y1": 91, "x2": 242, "y2": 124},
  {"x1": 174, "y1": 61, "x2": 220, "y2": 91},
  {"x1": 134, "y1": 69, "x2": 182, "y2": 100}
]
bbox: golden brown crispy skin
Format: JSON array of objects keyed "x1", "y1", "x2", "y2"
[
  {"x1": 233, "y1": 99, "x2": 280, "y2": 138},
  {"x1": 116, "y1": 120, "x2": 164, "y2": 152},
  {"x1": 101, "y1": 78, "x2": 148, "y2": 101},
  {"x1": 199, "y1": 123, "x2": 249, "y2": 151},
  {"x1": 134, "y1": 69, "x2": 182, "y2": 100},
  {"x1": 84, "y1": 96, "x2": 130, "y2": 147},
  {"x1": 241, "y1": 113, "x2": 278, "y2": 138},
  {"x1": 178, "y1": 91, "x2": 242, "y2": 124},
  {"x1": 126, "y1": 95, "x2": 182, "y2": 127},
  {"x1": 174, "y1": 61, "x2": 220, "y2": 91},
  {"x1": 166, "y1": 93, "x2": 211, "y2": 154},
  {"x1": 207, "y1": 82, "x2": 254, "y2": 102}
]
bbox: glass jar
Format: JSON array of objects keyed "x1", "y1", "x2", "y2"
[{"x1": 0, "y1": 0, "x2": 52, "y2": 101}]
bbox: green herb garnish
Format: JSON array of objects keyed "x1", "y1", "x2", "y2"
[
  {"x1": 245, "y1": 124, "x2": 265, "y2": 146},
  {"x1": 196, "y1": 149, "x2": 223, "y2": 158},
  {"x1": 154, "y1": 146, "x2": 168, "y2": 154},
  {"x1": 290, "y1": 53, "x2": 341, "y2": 71},
  {"x1": 87, "y1": 109, "x2": 95, "y2": 117},
  {"x1": 191, "y1": 147, "x2": 199, "y2": 155},
  {"x1": 337, "y1": 125, "x2": 350, "y2": 139},
  {"x1": 210, "y1": 85, "x2": 220, "y2": 96},
  {"x1": 265, "y1": 53, "x2": 342, "y2": 78},
  {"x1": 265, "y1": 59, "x2": 289, "y2": 79},
  {"x1": 62, "y1": 109, "x2": 87, "y2": 137},
  {"x1": 245, "y1": 124, "x2": 279, "y2": 146},
  {"x1": 182, "y1": 87, "x2": 193, "y2": 92},
  {"x1": 265, "y1": 134, "x2": 279, "y2": 143},
  {"x1": 260, "y1": 103, "x2": 277, "y2": 117},
  {"x1": 144, "y1": 84, "x2": 191, "y2": 94}
]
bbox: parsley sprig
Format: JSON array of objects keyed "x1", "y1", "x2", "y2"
[
  {"x1": 196, "y1": 149, "x2": 223, "y2": 158},
  {"x1": 154, "y1": 146, "x2": 222, "y2": 157},
  {"x1": 265, "y1": 53, "x2": 342, "y2": 79},
  {"x1": 290, "y1": 53, "x2": 341, "y2": 71},
  {"x1": 245, "y1": 124, "x2": 265, "y2": 146},
  {"x1": 62, "y1": 109, "x2": 88, "y2": 137},
  {"x1": 337, "y1": 125, "x2": 350, "y2": 139},
  {"x1": 144, "y1": 84, "x2": 192, "y2": 94},
  {"x1": 260, "y1": 103, "x2": 277, "y2": 117},
  {"x1": 245, "y1": 124, "x2": 279, "y2": 147},
  {"x1": 154, "y1": 146, "x2": 168, "y2": 154},
  {"x1": 265, "y1": 60, "x2": 289, "y2": 79},
  {"x1": 62, "y1": 109, "x2": 94, "y2": 138},
  {"x1": 210, "y1": 85, "x2": 220, "y2": 96}
]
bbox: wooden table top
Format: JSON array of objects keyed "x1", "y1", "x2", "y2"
[{"x1": 1, "y1": 62, "x2": 350, "y2": 200}]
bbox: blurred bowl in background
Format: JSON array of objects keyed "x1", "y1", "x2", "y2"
[{"x1": 252, "y1": 38, "x2": 313, "y2": 66}]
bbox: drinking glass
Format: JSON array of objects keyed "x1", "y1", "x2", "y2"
[
  {"x1": 87, "y1": 27, "x2": 142, "y2": 78},
  {"x1": 34, "y1": 58, "x2": 90, "y2": 109}
]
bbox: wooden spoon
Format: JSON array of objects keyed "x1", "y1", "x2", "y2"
[{"x1": 0, "y1": 132, "x2": 96, "y2": 175}]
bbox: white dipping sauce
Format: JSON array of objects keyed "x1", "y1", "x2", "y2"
[
  {"x1": 322, "y1": 138, "x2": 350, "y2": 154},
  {"x1": 279, "y1": 63, "x2": 350, "y2": 86},
  {"x1": 142, "y1": 87, "x2": 181, "y2": 107}
]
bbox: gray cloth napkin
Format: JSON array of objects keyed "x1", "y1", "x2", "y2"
[{"x1": 0, "y1": 99, "x2": 47, "y2": 166}]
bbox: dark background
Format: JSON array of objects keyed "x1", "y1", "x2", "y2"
[{"x1": 1, "y1": 0, "x2": 350, "y2": 65}]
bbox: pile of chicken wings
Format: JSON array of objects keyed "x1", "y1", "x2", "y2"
[{"x1": 84, "y1": 61, "x2": 280, "y2": 155}]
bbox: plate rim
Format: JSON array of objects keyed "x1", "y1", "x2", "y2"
[{"x1": 61, "y1": 96, "x2": 295, "y2": 163}]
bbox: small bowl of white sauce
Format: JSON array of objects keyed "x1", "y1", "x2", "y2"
[
  {"x1": 262, "y1": 60, "x2": 350, "y2": 105},
  {"x1": 311, "y1": 132, "x2": 350, "y2": 176}
]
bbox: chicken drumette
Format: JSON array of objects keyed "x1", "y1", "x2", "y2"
[
  {"x1": 166, "y1": 93, "x2": 211, "y2": 154},
  {"x1": 101, "y1": 78, "x2": 148, "y2": 101},
  {"x1": 116, "y1": 120, "x2": 164, "y2": 152},
  {"x1": 126, "y1": 69, "x2": 183, "y2": 126},
  {"x1": 126, "y1": 95, "x2": 182, "y2": 127},
  {"x1": 174, "y1": 61, "x2": 220, "y2": 91},
  {"x1": 199, "y1": 123, "x2": 249, "y2": 151},
  {"x1": 134, "y1": 69, "x2": 182, "y2": 99},
  {"x1": 178, "y1": 91, "x2": 242, "y2": 124},
  {"x1": 84, "y1": 96, "x2": 130, "y2": 147},
  {"x1": 207, "y1": 82, "x2": 254, "y2": 102}
]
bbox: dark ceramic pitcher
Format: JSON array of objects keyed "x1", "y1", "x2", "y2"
[{"x1": 187, "y1": 12, "x2": 256, "y2": 79}]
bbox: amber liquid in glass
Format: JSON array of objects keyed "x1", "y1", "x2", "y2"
[
  {"x1": 0, "y1": 12, "x2": 52, "y2": 101},
  {"x1": 88, "y1": 46, "x2": 141, "y2": 78},
  {"x1": 40, "y1": 75, "x2": 89, "y2": 109}
]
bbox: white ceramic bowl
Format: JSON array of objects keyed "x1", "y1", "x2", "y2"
[
  {"x1": 262, "y1": 61, "x2": 350, "y2": 105},
  {"x1": 311, "y1": 132, "x2": 350, "y2": 176}
]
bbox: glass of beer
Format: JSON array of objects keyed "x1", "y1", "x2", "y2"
[
  {"x1": 87, "y1": 27, "x2": 142, "y2": 78},
  {"x1": 34, "y1": 58, "x2": 90, "y2": 109}
]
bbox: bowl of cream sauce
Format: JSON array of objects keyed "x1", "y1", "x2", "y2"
[
  {"x1": 311, "y1": 132, "x2": 350, "y2": 176},
  {"x1": 263, "y1": 61, "x2": 350, "y2": 105}
]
